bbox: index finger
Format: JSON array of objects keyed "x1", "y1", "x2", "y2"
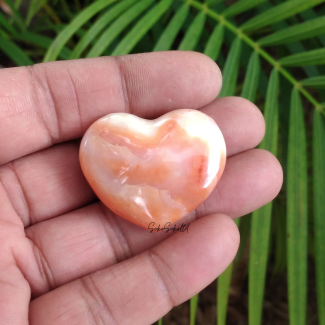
[{"x1": 0, "y1": 51, "x2": 221, "y2": 165}]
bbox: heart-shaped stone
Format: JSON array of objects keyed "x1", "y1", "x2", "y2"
[{"x1": 79, "y1": 109, "x2": 226, "y2": 229}]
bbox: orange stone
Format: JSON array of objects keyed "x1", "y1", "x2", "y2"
[{"x1": 79, "y1": 109, "x2": 226, "y2": 229}]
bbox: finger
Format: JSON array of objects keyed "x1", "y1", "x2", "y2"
[
  {"x1": 0, "y1": 141, "x2": 95, "y2": 227},
  {"x1": 24, "y1": 148, "x2": 282, "y2": 296},
  {"x1": 201, "y1": 96, "x2": 265, "y2": 157},
  {"x1": 29, "y1": 214, "x2": 239, "y2": 325},
  {"x1": 0, "y1": 51, "x2": 221, "y2": 165},
  {"x1": 195, "y1": 148, "x2": 283, "y2": 218},
  {"x1": 0, "y1": 96, "x2": 264, "y2": 226},
  {"x1": 0, "y1": 185, "x2": 30, "y2": 325}
]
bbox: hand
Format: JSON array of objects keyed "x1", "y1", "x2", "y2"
[{"x1": 0, "y1": 51, "x2": 282, "y2": 325}]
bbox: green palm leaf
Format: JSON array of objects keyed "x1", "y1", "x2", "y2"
[
  {"x1": 313, "y1": 110, "x2": 325, "y2": 325},
  {"x1": 249, "y1": 69, "x2": 279, "y2": 325},
  {"x1": 279, "y1": 48, "x2": 325, "y2": 67},
  {"x1": 190, "y1": 293, "x2": 198, "y2": 325},
  {"x1": 273, "y1": 199, "x2": 287, "y2": 274},
  {"x1": 258, "y1": 15, "x2": 325, "y2": 46},
  {"x1": 217, "y1": 262, "x2": 234, "y2": 325},
  {"x1": 241, "y1": 0, "x2": 325, "y2": 32},
  {"x1": 222, "y1": 0, "x2": 267, "y2": 18},
  {"x1": 153, "y1": 3, "x2": 189, "y2": 51},
  {"x1": 70, "y1": 0, "x2": 138, "y2": 59},
  {"x1": 241, "y1": 51, "x2": 260, "y2": 101},
  {"x1": 111, "y1": 0, "x2": 173, "y2": 56},
  {"x1": 0, "y1": 35, "x2": 33, "y2": 66},
  {"x1": 218, "y1": 37, "x2": 242, "y2": 97},
  {"x1": 203, "y1": 23, "x2": 224, "y2": 61},
  {"x1": 287, "y1": 88, "x2": 308, "y2": 325},
  {"x1": 87, "y1": 0, "x2": 154, "y2": 58},
  {"x1": 178, "y1": 11, "x2": 205, "y2": 51},
  {"x1": 0, "y1": 12, "x2": 16, "y2": 34},
  {"x1": 301, "y1": 76, "x2": 325, "y2": 88},
  {"x1": 13, "y1": 32, "x2": 71, "y2": 59},
  {"x1": 216, "y1": 36, "x2": 242, "y2": 325},
  {"x1": 44, "y1": 0, "x2": 119, "y2": 62}
]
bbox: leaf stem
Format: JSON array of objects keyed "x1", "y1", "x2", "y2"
[{"x1": 186, "y1": 0, "x2": 323, "y2": 114}]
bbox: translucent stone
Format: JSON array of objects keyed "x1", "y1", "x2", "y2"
[{"x1": 79, "y1": 109, "x2": 226, "y2": 229}]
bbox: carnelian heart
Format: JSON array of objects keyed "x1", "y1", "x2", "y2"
[{"x1": 79, "y1": 109, "x2": 226, "y2": 229}]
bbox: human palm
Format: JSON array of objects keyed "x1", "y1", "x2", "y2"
[{"x1": 0, "y1": 52, "x2": 282, "y2": 325}]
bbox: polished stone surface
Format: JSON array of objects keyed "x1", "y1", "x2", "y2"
[{"x1": 79, "y1": 109, "x2": 226, "y2": 229}]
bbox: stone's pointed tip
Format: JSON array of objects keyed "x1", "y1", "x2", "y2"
[{"x1": 80, "y1": 109, "x2": 226, "y2": 229}]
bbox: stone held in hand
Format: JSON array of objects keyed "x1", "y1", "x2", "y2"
[{"x1": 79, "y1": 109, "x2": 226, "y2": 229}]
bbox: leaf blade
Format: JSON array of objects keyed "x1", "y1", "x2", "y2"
[
  {"x1": 249, "y1": 69, "x2": 279, "y2": 325},
  {"x1": 258, "y1": 15, "x2": 325, "y2": 46},
  {"x1": 222, "y1": 0, "x2": 267, "y2": 18},
  {"x1": 203, "y1": 23, "x2": 224, "y2": 62},
  {"x1": 217, "y1": 263, "x2": 234, "y2": 325},
  {"x1": 153, "y1": 3, "x2": 189, "y2": 51},
  {"x1": 0, "y1": 11, "x2": 16, "y2": 34},
  {"x1": 313, "y1": 110, "x2": 325, "y2": 325},
  {"x1": 241, "y1": 0, "x2": 325, "y2": 32},
  {"x1": 241, "y1": 51, "x2": 260, "y2": 101},
  {"x1": 279, "y1": 48, "x2": 325, "y2": 67},
  {"x1": 111, "y1": 0, "x2": 173, "y2": 56},
  {"x1": 218, "y1": 37, "x2": 242, "y2": 97},
  {"x1": 178, "y1": 11, "x2": 206, "y2": 51},
  {"x1": 301, "y1": 76, "x2": 325, "y2": 88},
  {"x1": 190, "y1": 294, "x2": 198, "y2": 325},
  {"x1": 0, "y1": 35, "x2": 33, "y2": 66},
  {"x1": 216, "y1": 47, "x2": 241, "y2": 321},
  {"x1": 287, "y1": 88, "x2": 308, "y2": 325},
  {"x1": 70, "y1": 0, "x2": 138, "y2": 59},
  {"x1": 13, "y1": 32, "x2": 71, "y2": 59},
  {"x1": 43, "y1": 0, "x2": 119, "y2": 62},
  {"x1": 87, "y1": 0, "x2": 154, "y2": 58}
]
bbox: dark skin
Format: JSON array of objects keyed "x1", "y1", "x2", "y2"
[{"x1": 0, "y1": 51, "x2": 283, "y2": 325}]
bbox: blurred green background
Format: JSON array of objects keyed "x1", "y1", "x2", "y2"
[{"x1": 0, "y1": 0, "x2": 325, "y2": 324}]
